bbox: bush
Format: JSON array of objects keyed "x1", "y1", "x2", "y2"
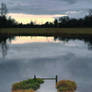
[
  {"x1": 12, "y1": 78, "x2": 44, "y2": 91},
  {"x1": 12, "y1": 89, "x2": 35, "y2": 92},
  {"x1": 56, "y1": 80, "x2": 77, "y2": 92}
]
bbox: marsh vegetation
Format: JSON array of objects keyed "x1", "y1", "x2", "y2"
[
  {"x1": 12, "y1": 78, "x2": 44, "y2": 91},
  {"x1": 56, "y1": 80, "x2": 77, "y2": 92}
]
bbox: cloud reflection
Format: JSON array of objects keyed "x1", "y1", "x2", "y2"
[{"x1": 0, "y1": 40, "x2": 92, "y2": 92}]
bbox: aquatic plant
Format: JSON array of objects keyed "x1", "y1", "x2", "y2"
[
  {"x1": 56, "y1": 80, "x2": 77, "y2": 92},
  {"x1": 12, "y1": 89, "x2": 35, "y2": 92},
  {"x1": 12, "y1": 78, "x2": 44, "y2": 91}
]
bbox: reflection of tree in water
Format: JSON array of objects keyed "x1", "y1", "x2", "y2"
[
  {"x1": 54, "y1": 35, "x2": 92, "y2": 50},
  {"x1": 0, "y1": 40, "x2": 8, "y2": 57},
  {"x1": 84, "y1": 38, "x2": 92, "y2": 50},
  {"x1": 0, "y1": 35, "x2": 14, "y2": 57},
  {"x1": 0, "y1": 34, "x2": 92, "y2": 57}
]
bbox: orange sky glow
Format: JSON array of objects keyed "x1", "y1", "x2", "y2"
[
  {"x1": 11, "y1": 36, "x2": 60, "y2": 44},
  {"x1": 8, "y1": 13, "x2": 67, "y2": 24}
]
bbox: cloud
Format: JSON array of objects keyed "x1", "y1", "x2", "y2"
[
  {"x1": 0, "y1": 40, "x2": 92, "y2": 92},
  {"x1": 0, "y1": 52, "x2": 92, "y2": 92},
  {"x1": 65, "y1": 10, "x2": 89, "y2": 18},
  {"x1": 0, "y1": 0, "x2": 92, "y2": 16},
  {"x1": 61, "y1": 0, "x2": 76, "y2": 4},
  {"x1": 8, "y1": 13, "x2": 66, "y2": 24}
]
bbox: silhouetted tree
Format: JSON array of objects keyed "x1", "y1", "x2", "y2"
[
  {"x1": 89, "y1": 9, "x2": 92, "y2": 16},
  {"x1": 58, "y1": 16, "x2": 70, "y2": 27},
  {"x1": 0, "y1": 8, "x2": 92, "y2": 28},
  {"x1": 54, "y1": 19, "x2": 58, "y2": 27}
]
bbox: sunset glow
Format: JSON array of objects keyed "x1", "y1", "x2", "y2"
[{"x1": 8, "y1": 13, "x2": 67, "y2": 24}]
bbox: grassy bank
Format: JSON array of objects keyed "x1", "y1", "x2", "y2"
[{"x1": 0, "y1": 28, "x2": 92, "y2": 36}]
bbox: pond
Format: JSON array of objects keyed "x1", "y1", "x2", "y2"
[{"x1": 0, "y1": 35, "x2": 92, "y2": 92}]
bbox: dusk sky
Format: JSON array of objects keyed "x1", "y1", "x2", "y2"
[{"x1": 0, "y1": 0, "x2": 92, "y2": 24}]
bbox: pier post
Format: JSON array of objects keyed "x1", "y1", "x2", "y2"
[
  {"x1": 34, "y1": 75, "x2": 36, "y2": 79},
  {"x1": 56, "y1": 75, "x2": 58, "y2": 85}
]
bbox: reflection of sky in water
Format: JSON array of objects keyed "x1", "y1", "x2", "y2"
[
  {"x1": 0, "y1": 36, "x2": 92, "y2": 92},
  {"x1": 11, "y1": 36, "x2": 59, "y2": 44}
]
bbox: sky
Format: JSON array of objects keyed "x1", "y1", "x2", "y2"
[{"x1": 0, "y1": 0, "x2": 92, "y2": 24}]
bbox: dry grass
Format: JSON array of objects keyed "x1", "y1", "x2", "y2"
[
  {"x1": 57, "y1": 90, "x2": 74, "y2": 92},
  {"x1": 56, "y1": 80, "x2": 77, "y2": 92},
  {"x1": 12, "y1": 89, "x2": 35, "y2": 92}
]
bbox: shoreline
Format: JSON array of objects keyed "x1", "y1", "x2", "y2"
[{"x1": 0, "y1": 28, "x2": 92, "y2": 36}]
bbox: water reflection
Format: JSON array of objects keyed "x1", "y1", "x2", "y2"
[
  {"x1": 0, "y1": 35, "x2": 92, "y2": 92},
  {"x1": 11, "y1": 36, "x2": 57, "y2": 44},
  {"x1": 0, "y1": 35, "x2": 92, "y2": 57},
  {"x1": 54, "y1": 36, "x2": 92, "y2": 49},
  {"x1": 0, "y1": 35, "x2": 14, "y2": 57}
]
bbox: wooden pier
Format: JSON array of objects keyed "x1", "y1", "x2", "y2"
[{"x1": 33, "y1": 75, "x2": 58, "y2": 85}]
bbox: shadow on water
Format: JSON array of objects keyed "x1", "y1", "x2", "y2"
[{"x1": 0, "y1": 34, "x2": 92, "y2": 57}]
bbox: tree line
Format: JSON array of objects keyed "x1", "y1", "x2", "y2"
[{"x1": 0, "y1": 13, "x2": 92, "y2": 28}]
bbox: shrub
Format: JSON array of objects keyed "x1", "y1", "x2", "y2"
[
  {"x1": 56, "y1": 80, "x2": 77, "y2": 92},
  {"x1": 12, "y1": 78, "x2": 44, "y2": 91},
  {"x1": 12, "y1": 89, "x2": 35, "y2": 92}
]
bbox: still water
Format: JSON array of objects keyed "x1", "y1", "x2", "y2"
[{"x1": 0, "y1": 36, "x2": 92, "y2": 92}]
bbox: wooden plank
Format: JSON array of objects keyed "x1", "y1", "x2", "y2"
[
  {"x1": 38, "y1": 78, "x2": 56, "y2": 80},
  {"x1": 33, "y1": 75, "x2": 58, "y2": 85}
]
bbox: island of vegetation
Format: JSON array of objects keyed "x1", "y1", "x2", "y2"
[
  {"x1": 12, "y1": 78, "x2": 44, "y2": 92},
  {"x1": 56, "y1": 80, "x2": 77, "y2": 92}
]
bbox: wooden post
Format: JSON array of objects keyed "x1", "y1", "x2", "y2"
[
  {"x1": 56, "y1": 75, "x2": 58, "y2": 85},
  {"x1": 56, "y1": 75, "x2": 58, "y2": 84},
  {"x1": 34, "y1": 75, "x2": 36, "y2": 79}
]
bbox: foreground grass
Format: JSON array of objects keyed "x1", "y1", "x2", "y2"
[{"x1": 0, "y1": 28, "x2": 92, "y2": 36}]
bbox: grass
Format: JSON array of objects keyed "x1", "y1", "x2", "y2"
[
  {"x1": 56, "y1": 80, "x2": 77, "y2": 92},
  {"x1": 0, "y1": 28, "x2": 92, "y2": 36},
  {"x1": 12, "y1": 78, "x2": 44, "y2": 91}
]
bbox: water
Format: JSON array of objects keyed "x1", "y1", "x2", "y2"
[{"x1": 0, "y1": 36, "x2": 92, "y2": 92}]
